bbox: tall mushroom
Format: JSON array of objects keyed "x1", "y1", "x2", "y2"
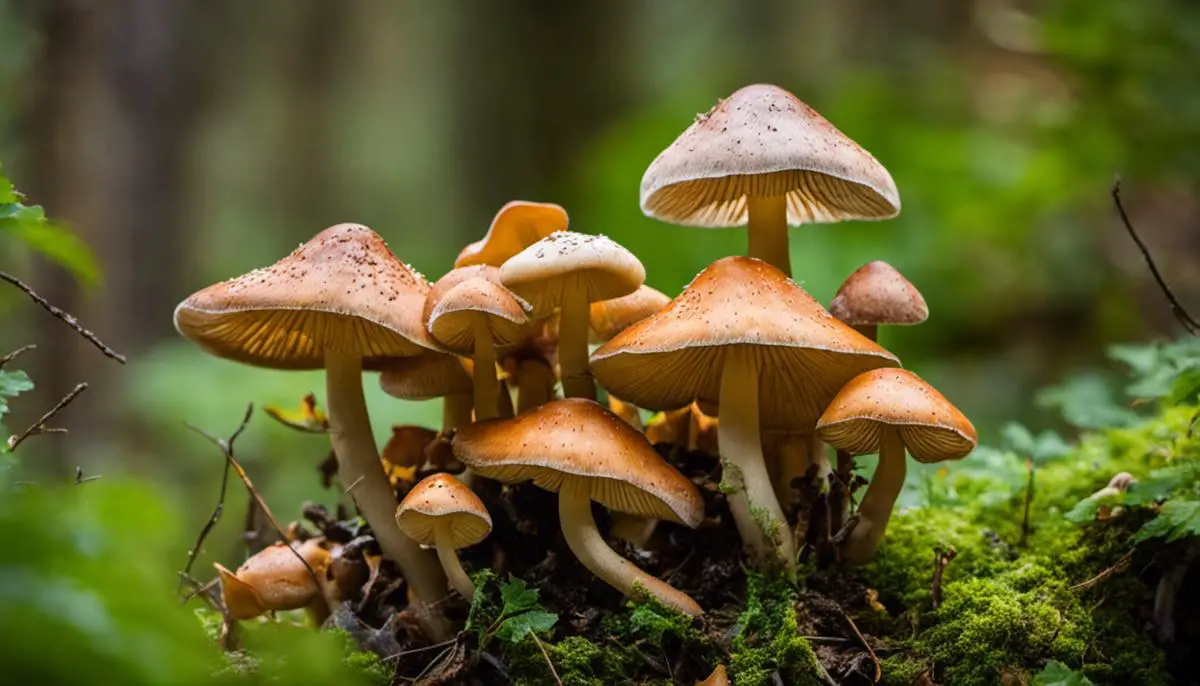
[
  {"x1": 500, "y1": 231, "x2": 644, "y2": 401},
  {"x1": 427, "y1": 277, "x2": 531, "y2": 421},
  {"x1": 640, "y1": 84, "x2": 900, "y2": 276},
  {"x1": 455, "y1": 200, "x2": 570, "y2": 268},
  {"x1": 817, "y1": 368, "x2": 976, "y2": 564},
  {"x1": 591, "y1": 256, "x2": 897, "y2": 567},
  {"x1": 396, "y1": 473, "x2": 492, "y2": 600},
  {"x1": 173, "y1": 223, "x2": 448, "y2": 609},
  {"x1": 453, "y1": 398, "x2": 705, "y2": 616}
]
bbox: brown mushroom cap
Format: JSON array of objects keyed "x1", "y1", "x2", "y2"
[
  {"x1": 590, "y1": 256, "x2": 899, "y2": 429},
  {"x1": 230, "y1": 540, "x2": 330, "y2": 611},
  {"x1": 696, "y1": 665, "x2": 730, "y2": 686},
  {"x1": 816, "y1": 368, "x2": 977, "y2": 463},
  {"x1": 455, "y1": 201, "x2": 570, "y2": 268},
  {"x1": 427, "y1": 278, "x2": 532, "y2": 354},
  {"x1": 378, "y1": 353, "x2": 474, "y2": 400},
  {"x1": 828, "y1": 260, "x2": 928, "y2": 326},
  {"x1": 381, "y1": 425, "x2": 439, "y2": 470},
  {"x1": 589, "y1": 285, "x2": 672, "y2": 343},
  {"x1": 396, "y1": 473, "x2": 492, "y2": 548},
  {"x1": 453, "y1": 398, "x2": 703, "y2": 527},
  {"x1": 499, "y1": 232, "x2": 645, "y2": 316},
  {"x1": 423, "y1": 265, "x2": 503, "y2": 326},
  {"x1": 174, "y1": 223, "x2": 434, "y2": 370},
  {"x1": 640, "y1": 84, "x2": 900, "y2": 228}
]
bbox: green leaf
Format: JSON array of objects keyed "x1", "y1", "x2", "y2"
[
  {"x1": 499, "y1": 577, "x2": 541, "y2": 616},
  {"x1": 1035, "y1": 660, "x2": 1095, "y2": 686},
  {"x1": 1000, "y1": 422, "x2": 1071, "y2": 463},
  {"x1": 1135, "y1": 499, "x2": 1200, "y2": 543},
  {"x1": 1, "y1": 218, "x2": 99, "y2": 285},
  {"x1": 0, "y1": 369, "x2": 34, "y2": 420},
  {"x1": 1064, "y1": 497, "x2": 1102, "y2": 524},
  {"x1": 1036, "y1": 373, "x2": 1140, "y2": 429},
  {"x1": 1167, "y1": 368, "x2": 1200, "y2": 406},
  {"x1": 494, "y1": 610, "x2": 558, "y2": 643}
]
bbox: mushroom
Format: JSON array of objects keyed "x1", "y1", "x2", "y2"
[
  {"x1": 825, "y1": 260, "x2": 929, "y2": 530},
  {"x1": 589, "y1": 284, "x2": 672, "y2": 430},
  {"x1": 696, "y1": 665, "x2": 730, "y2": 686},
  {"x1": 396, "y1": 473, "x2": 492, "y2": 600},
  {"x1": 500, "y1": 231, "x2": 645, "y2": 401},
  {"x1": 455, "y1": 200, "x2": 569, "y2": 268},
  {"x1": 591, "y1": 256, "x2": 897, "y2": 567},
  {"x1": 379, "y1": 352, "x2": 475, "y2": 436},
  {"x1": 427, "y1": 277, "x2": 531, "y2": 421},
  {"x1": 504, "y1": 354, "x2": 557, "y2": 414},
  {"x1": 381, "y1": 425, "x2": 448, "y2": 477},
  {"x1": 453, "y1": 398, "x2": 705, "y2": 616},
  {"x1": 174, "y1": 224, "x2": 448, "y2": 609},
  {"x1": 816, "y1": 368, "x2": 977, "y2": 563},
  {"x1": 640, "y1": 84, "x2": 900, "y2": 276},
  {"x1": 215, "y1": 539, "x2": 332, "y2": 621}
]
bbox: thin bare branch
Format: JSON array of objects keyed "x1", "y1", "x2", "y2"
[
  {"x1": 6, "y1": 382, "x2": 87, "y2": 451},
  {"x1": 1070, "y1": 550, "x2": 1134, "y2": 592},
  {"x1": 1112, "y1": 179, "x2": 1199, "y2": 335},
  {"x1": 838, "y1": 604, "x2": 881, "y2": 683},
  {"x1": 931, "y1": 546, "x2": 958, "y2": 610},
  {"x1": 0, "y1": 344, "x2": 36, "y2": 368},
  {"x1": 74, "y1": 466, "x2": 102, "y2": 485},
  {"x1": 0, "y1": 270, "x2": 127, "y2": 363}
]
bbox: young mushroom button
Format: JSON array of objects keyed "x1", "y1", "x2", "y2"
[
  {"x1": 640, "y1": 83, "x2": 900, "y2": 276},
  {"x1": 452, "y1": 398, "x2": 705, "y2": 616},
  {"x1": 828, "y1": 260, "x2": 929, "y2": 342},
  {"x1": 396, "y1": 473, "x2": 492, "y2": 600},
  {"x1": 500, "y1": 231, "x2": 645, "y2": 401},
  {"x1": 817, "y1": 368, "x2": 977, "y2": 564},
  {"x1": 172, "y1": 223, "x2": 449, "y2": 614}
]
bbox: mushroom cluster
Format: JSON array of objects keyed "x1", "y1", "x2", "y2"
[{"x1": 175, "y1": 84, "x2": 977, "y2": 628}]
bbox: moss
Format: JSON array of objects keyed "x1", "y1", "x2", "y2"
[
  {"x1": 728, "y1": 573, "x2": 822, "y2": 686},
  {"x1": 879, "y1": 654, "x2": 927, "y2": 686}
]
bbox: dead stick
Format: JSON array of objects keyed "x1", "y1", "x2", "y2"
[
  {"x1": 931, "y1": 546, "x2": 957, "y2": 610},
  {"x1": 0, "y1": 344, "x2": 36, "y2": 368},
  {"x1": 6, "y1": 382, "x2": 86, "y2": 451},
  {"x1": 838, "y1": 605, "x2": 880, "y2": 683},
  {"x1": 178, "y1": 405, "x2": 247, "y2": 592},
  {"x1": 1070, "y1": 550, "x2": 1133, "y2": 592},
  {"x1": 0, "y1": 270, "x2": 127, "y2": 363},
  {"x1": 530, "y1": 633, "x2": 563, "y2": 686},
  {"x1": 1111, "y1": 179, "x2": 1199, "y2": 335}
]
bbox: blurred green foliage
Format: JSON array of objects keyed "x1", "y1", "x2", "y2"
[{"x1": 0, "y1": 164, "x2": 98, "y2": 283}]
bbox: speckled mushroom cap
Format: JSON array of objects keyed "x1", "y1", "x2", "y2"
[
  {"x1": 174, "y1": 223, "x2": 434, "y2": 370},
  {"x1": 423, "y1": 265, "x2": 503, "y2": 326},
  {"x1": 427, "y1": 278, "x2": 532, "y2": 354},
  {"x1": 227, "y1": 539, "x2": 330, "y2": 612},
  {"x1": 590, "y1": 256, "x2": 899, "y2": 430},
  {"x1": 455, "y1": 201, "x2": 570, "y2": 268},
  {"x1": 589, "y1": 285, "x2": 672, "y2": 343},
  {"x1": 816, "y1": 368, "x2": 977, "y2": 463},
  {"x1": 379, "y1": 352, "x2": 474, "y2": 400},
  {"x1": 828, "y1": 260, "x2": 928, "y2": 326},
  {"x1": 640, "y1": 84, "x2": 900, "y2": 227},
  {"x1": 499, "y1": 232, "x2": 645, "y2": 317},
  {"x1": 395, "y1": 473, "x2": 492, "y2": 548},
  {"x1": 453, "y1": 398, "x2": 704, "y2": 527}
]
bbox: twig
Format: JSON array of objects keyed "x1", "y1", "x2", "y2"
[
  {"x1": 1070, "y1": 550, "x2": 1134, "y2": 592},
  {"x1": 0, "y1": 270, "x2": 127, "y2": 363},
  {"x1": 177, "y1": 572, "x2": 222, "y2": 609},
  {"x1": 838, "y1": 605, "x2": 880, "y2": 683},
  {"x1": 74, "y1": 466, "x2": 101, "y2": 485},
  {"x1": 6, "y1": 382, "x2": 86, "y2": 451},
  {"x1": 382, "y1": 637, "x2": 459, "y2": 662},
  {"x1": 1019, "y1": 457, "x2": 1035, "y2": 547},
  {"x1": 0, "y1": 344, "x2": 36, "y2": 368},
  {"x1": 530, "y1": 633, "x2": 563, "y2": 686},
  {"x1": 179, "y1": 407, "x2": 246, "y2": 591},
  {"x1": 184, "y1": 404, "x2": 321, "y2": 591},
  {"x1": 931, "y1": 546, "x2": 957, "y2": 610},
  {"x1": 1111, "y1": 179, "x2": 1199, "y2": 335}
]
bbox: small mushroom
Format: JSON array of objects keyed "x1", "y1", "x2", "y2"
[
  {"x1": 500, "y1": 231, "x2": 645, "y2": 400},
  {"x1": 454, "y1": 398, "x2": 705, "y2": 616},
  {"x1": 817, "y1": 368, "x2": 977, "y2": 563},
  {"x1": 640, "y1": 84, "x2": 899, "y2": 276},
  {"x1": 396, "y1": 474, "x2": 492, "y2": 600},
  {"x1": 828, "y1": 260, "x2": 928, "y2": 342},
  {"x1": 696, "y1": 664, "x2": 730, "y2": 686},
  {"x1": 455, "y1": 201, "x2": 569, "y2": 268},
  {"x1": 215, "y1": 539, "x2": 332, "y2": 621}
]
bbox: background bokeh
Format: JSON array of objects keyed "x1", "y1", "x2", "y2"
[{"x1": 1, "y1": 0, "x2": 1199, "y2": 567}]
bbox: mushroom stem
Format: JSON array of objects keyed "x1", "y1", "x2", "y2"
[
  {"x1": 472, "y1": 320, "x2": 500, "y2": 420},
  {"x1": 852, "y1": 323, "x2": 879, "y2": 341},
  {"x1": 559, "y1": 480, "x2": 701, "y2": 616},
  {"x1": 558, "y1": 279, "x2": 596, "y2": 400},
  {"x1": 324, "y1": 352, "x2": 450, "y2": 632},
  {"x1": 609, "y1": 513, "x2": 659, "y2": 549},
  {"x1": 443, "y1": 393, "x2": 473, "y2": 433},
  {"x1": 771, "y1": 432, "x2": 811, "y2": 509},
  {"x1": 434, "y1": 523, "x2": 475, "y2": 599},
  {"x1": 746, "y1": 195, "x2": 790, "y2": 276},
  {"x1": 830, "y1": 449, "x2": 855, "y2": 533},
  {"x1": 718, "y1": 347, "x2": 795, "y2": 569},
  {"x1": 842, "y1": 426, "x2": 906, "y2": 564},
  {"x1": 516, "y1": 358, "x2": 555, "y2": 413}
]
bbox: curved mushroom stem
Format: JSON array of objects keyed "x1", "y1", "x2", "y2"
[
  {"x1": 472, "y1": 320, "x2": 500, "y2": 420},
  {"x1": 559, "y1": 480, "x2": 701, "y2": 616},
  {"x1": 558, "y1": 279, "x2": 596, "y2": 400},
  {"x1": 609, "y1": 513, "x2": 658, "y2": 549},
  {"x1": 442, "y1": 393, "x2": 473, "y2": 433},
  {"x1": 434, "y1": 523, "x2": 474, "y2": 599},
  {"x1": 324, "y1": 351, "x2": 450, "y2": 638},
  {"x1": 516, "y1": 358, "x2": 555, "y2": 413},
  {"x1": 718, "y1": 347, "x2": 795, "y2": 570},
  {"x1": 842, "y1": 426, "x2": 906, "y2": 564},
  {"x1": 746, "y1": 195, "x2": 790, "y2": 276}
]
